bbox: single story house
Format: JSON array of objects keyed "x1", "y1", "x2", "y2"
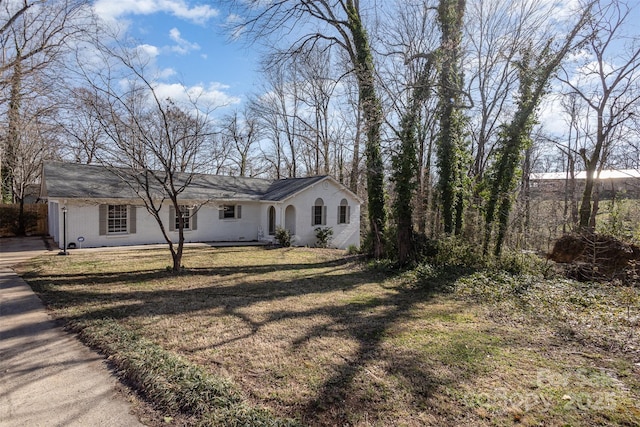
[{"x1": 40, "y1": 162, "x2": 361, "y2": 250}]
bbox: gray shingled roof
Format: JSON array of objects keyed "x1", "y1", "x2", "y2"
[
  {"x1": 41, "y1": 162, "x2": 330, "y2": 202},
  {"x1": 262, "y1": 175, "x2": 326, "y2": 201}
]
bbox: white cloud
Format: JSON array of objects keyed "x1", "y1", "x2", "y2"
[
  {"x1": 154, "y1": 82, "x2": 241, "y2": 109},
  {"x1": 168, "y1": 27, "x2": 200, "y2": 54},
  {"x1": 536, "y1": 0, "x2": 581, "y2": 22},
  {"x1": 94, "y1": 0, "x2": 219, "y2": 25},
  {"x1": 136, "y1": 43, "x2": 160, "y2": 59},
  {"x1": 539, "y1": 94, "x2": 570, "y2": 138},
  {"x1": 158, "y1": 67, "x2": 177, "y2": 79}
]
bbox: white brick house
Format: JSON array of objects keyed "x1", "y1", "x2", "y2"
[{"x1": 40, "y1": 162, "x2": 361, "y2": 250}]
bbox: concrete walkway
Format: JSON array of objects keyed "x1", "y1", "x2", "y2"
[{"x1": 0, "y1": 237, "x2": 145, "y2": 426}]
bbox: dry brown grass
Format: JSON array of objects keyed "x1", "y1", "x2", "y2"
[{"x1": 20, "y1": 245, "x2": 640, "y2": 426}]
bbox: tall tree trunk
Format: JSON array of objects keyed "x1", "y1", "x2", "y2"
[
  {"x1": 436, "y1": 0, "x2": 467, "y2": 235},
  {"x1": 483, "y1": 5, "x2": 592, "y2": 256},
  {"x1": 522, "y1": 147, "x2": 532, "y2": 245},
  {"x1": 346, "y1": 0, "x2": 386, "y2": 258},
  {"x1": 17, "y1": 196, "x2": 26, "y2": 236},
  {"x1": 579, "y1": 118, "x2": 606, "y2": 230},
  {"x1": 349, "y1": 104, "x2": 361, "y2": 194},
  {"x1": 6, "y1": 54, "x2": 23, "y2": 207},
  {"x1": 423, "y1": 132, "x2": 435, "y2": 236},
  {"x1": 589, "y1": 176, "x2": 601, "y2": 229},
  {"x1": 393, "y1": 57, "x2": 434, "y2": 264},
  {"x1": 416, "y1": 116, "x2": 432, "y2": 235}
]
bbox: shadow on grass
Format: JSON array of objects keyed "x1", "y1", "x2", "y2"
[
  {"x1": 22, "y1": 256, "x2": 359, "y2": 287},
  {"x1": 24, "y1": 251, "x2": 491, "y2": 425}
]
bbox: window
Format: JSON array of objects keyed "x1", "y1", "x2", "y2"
[
  {"x1": 338, "y1": 199, "x2": 350, "y2": 224},
  {"x1": 99, "y1": 205, "x2": 136, "y2": 236},
  {"x1": 312, "y1": 198, "x2": 326, "y2": 226},
  {"x1": 224, "y1": 205, "x2": 235, "y2": 219},
  {"x1": 175, "y1": 205, "x2": 191, "y2": 230},
  {"x1": 108, "y1": 205, "x2": 128, "y2": 234},
  {"x1": 170, "y1": 205, "x2": 197, "y2": 231},
  {"x1": 268, "y1": 206, "x2": 276, "y2": 235},
  {"x1": 219, "y1": 204, "x2": 242, "y2": 220}
]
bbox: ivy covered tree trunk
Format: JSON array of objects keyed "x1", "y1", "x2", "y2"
[
  {"x1": 392, "y1": 56, "x2": 435, "y2": 264},
  {"x1": 349, "y1": 105, "x2": 361, "y2": 194},
  {"x1": 346, "y1": 0, "x2": 386, "y2": 258},
  {"x1": 482, "y1": 46, "x2": 536, "y2": 256},
  {"x1": 436, "y1": 0, "x2": 467, "y2": 235},
  {"x1": 483, "y1": 6, "x2": 592, "y2": 256},
  {"x1": 392, "y1": 116, "x2": 418, "y2": 264}
]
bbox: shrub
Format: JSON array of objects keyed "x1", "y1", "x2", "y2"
[
  {"x1": 425, "y1": 235, "x2": 484, "y2": 268},
  {"x1": 345, "y1": 244, "x2": 360, "y2": 255},
  {"x1": 314, "y1": 227, "x2": 333, "y2": 248},
  {"x1": 491, "y1": 250, "x2": 548, "y2": 276},
  {"x1": 274, "y1": 227, "x2": 292, "y2": 247}
]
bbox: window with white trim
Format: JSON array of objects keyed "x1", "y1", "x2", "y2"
[
  {"x1": 312, "y1": 198, "x2": 326, "y2": 226},
  {"x1": 176, "y1": 205, "x2": 192, "y2": 230},
  {"x1": 108, "y1": 205, "x2": 128, "y2": 234},
  {"x1": 99, "y1": 205, "x2": 136, "y2": 236},
  {"x1": 169, "y1": 204, "x2": 197, "y2": 231},
  {"x1": 338, "y1": 199, "x2": 350, "y2": 224},
  {"x1": 219, "y1": 204, "x2": 242, "y2": 220}
]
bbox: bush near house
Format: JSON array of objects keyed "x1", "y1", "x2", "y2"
[
  {"x1": 274, "y1": 227, "x2": 292, "y2": 247},
  {"x1": 314, "y1": 226, "x2": 333, "y2": 248}
]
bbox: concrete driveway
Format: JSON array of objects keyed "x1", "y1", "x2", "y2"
[{"x1": 0, "y1": 237, "x2": 145, "y2": 426}]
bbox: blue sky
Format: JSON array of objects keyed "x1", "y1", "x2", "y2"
[
  {"x1": 93, "y1": 0, "x2": 259, "y2": 109},
  {"x1": 91, "y1": 0, "x2": 640, "y2": 133}
]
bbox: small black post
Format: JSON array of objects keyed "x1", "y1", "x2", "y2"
[{"x1": 58, "y1": 206, "x2": 68, "y2": 256}]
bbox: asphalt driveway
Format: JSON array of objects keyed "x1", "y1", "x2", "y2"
[{"x1": 0, "y1": 237, "x2": 145, "y2": 426}]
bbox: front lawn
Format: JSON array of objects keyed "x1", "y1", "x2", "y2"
[{"x1": 19, "y1": 246, "x2": 640, "y2": 426}]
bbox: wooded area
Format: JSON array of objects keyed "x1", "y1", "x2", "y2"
[{"x1": 1, "y1": 0, "x2": 639, "y2": 265}]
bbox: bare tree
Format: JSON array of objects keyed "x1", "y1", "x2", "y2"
[
  {"x1": 203, "y1": 132, "x2": 234, "y2": 175},
  {"x1": 223, "y1": 0, "x2": 387, "y2": 257},
  {"x1": 57, "y1": 87, "x2": 106, "y2": 164},
  {"x1": 221, "y1": 107, "x2": 263, "y2": 177},
  {"x1": 342, "y1": 72, "x2": 364, "y2": 193},
  {"x1": 482, "y1": 2, "x2": 594, "y2": 257},
  {"x1": 558, "y1": 0, "x2": 640, "y2": 229},
  {"x1": 250, "y1": 58, "x2": 303, "y2": 178},
  {"x1": 0, "y1": 0, "x2": 90, "y2": 79},
  {"x1": 377, "y1": 0, "x2": 439, "y2": 262},
  {"x1": 74, "y1": 36, "x2": 219, "y2": 272},
  {"x1": 295, "y1": 47, "x2": 339, "y2": 176},
  {"x1": 1, "y1": 95, "x2": 60, "y2": 234},
  {"x1": 556, "y1": 92, "x2": 586, "y2": 230},
  {"x1": 465, "y1": 0, "x2": 555, "y2": 181},
  {"x1": 0, "y1": 0, "x2": 90, "y2": 203}
]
